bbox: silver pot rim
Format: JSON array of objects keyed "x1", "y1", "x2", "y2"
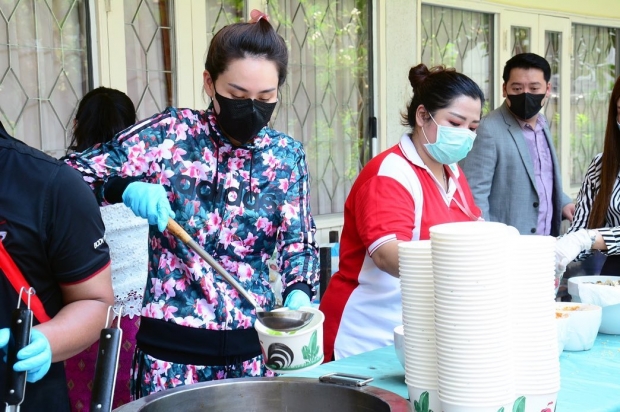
[{"x1": 112, "y1": 376, "x2": 410, "y2": 411}]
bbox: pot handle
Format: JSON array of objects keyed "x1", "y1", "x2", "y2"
[
  {"x1": 319, "y1": 373, "x2": 373, "y2": 387},
  {"x1": 90, "y1": 307, "x2": 123, "y2": 412}
]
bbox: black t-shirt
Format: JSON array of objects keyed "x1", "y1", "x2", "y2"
[{"x1": 0, "y1": 129, "x2": 110, "y2": 411}]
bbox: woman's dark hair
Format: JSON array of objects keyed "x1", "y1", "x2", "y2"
[
  {"x1": 588, "y1": 76, "x2": 620, "y2": 228},
  {"x1": 205, "y1": 18, "x2": 288, "y2": 87},
  {"x1": 68, "y1": 87, "x2": 136, "y2": 152},
  {"x1": 402, "y1": 64, "x2": 485, "y2": 128},
  {"x1": 502, "y1": 53, "x2": 551, "y2": 83}
]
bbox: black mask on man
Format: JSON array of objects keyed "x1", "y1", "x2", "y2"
[
  {"x1": 506, "y1": 92, "x2": 546, "y2": 120},
  {"x1": 214, "y1": 92, "x2": 277, "y2": 145}
]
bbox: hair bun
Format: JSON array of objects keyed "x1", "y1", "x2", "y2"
[{"x1": 408, "y1": 63, "x2": 430, "y2": 92}]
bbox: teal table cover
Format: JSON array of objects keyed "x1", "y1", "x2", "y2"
[{"x1": 288, "y1": 333, "x2": 620, "y2": 411}]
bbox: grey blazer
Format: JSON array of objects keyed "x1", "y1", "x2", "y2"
[{"x1": 460, "y1": 101, "x2": 572, "y2": 236}]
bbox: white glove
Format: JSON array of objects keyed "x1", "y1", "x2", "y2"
[{"x1": 555, "y1": 229, "x2": 593, "y2": 273}]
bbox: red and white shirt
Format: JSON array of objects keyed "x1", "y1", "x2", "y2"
[{"x1": 320, "y1": 134, "x2": 481, "y2": 361}]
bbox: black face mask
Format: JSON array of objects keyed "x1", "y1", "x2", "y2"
[
  {"x1": 506, "y1": 92, "x2": 546, "y2": 120},
  {"x1": 214, "y1": 92, "x2": 277, "y2": 145}
]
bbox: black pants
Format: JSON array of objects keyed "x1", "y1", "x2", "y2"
[{"x1": 600, "y1": 254, "x2": 620, "y2": 276}]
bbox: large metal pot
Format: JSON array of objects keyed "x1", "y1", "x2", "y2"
[{"x1": 113, "y1": 377, "x2": 410, "y2": 411}]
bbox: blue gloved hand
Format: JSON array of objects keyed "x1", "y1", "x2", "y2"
[
  {"x1": 14, "y1": 329, "x2": 52, "y2": 383},
  {"x1": 122, "y1": 182, "x2": 174, "y2": 232},
  {"x1": 284, "y1": 290, "x2": 311, "y2": 310},
  {"x1": 0, "y1": 328, "x2": 8, "y2": 356}
]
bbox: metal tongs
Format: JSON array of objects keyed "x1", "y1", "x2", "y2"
[
  {"x1": 90, "y1": 306, "x2": 123, "y2": 412},
  {"x1": 4, "y1": 287, "x2": 35, "y2": 412}
]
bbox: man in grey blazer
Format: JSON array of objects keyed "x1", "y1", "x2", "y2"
[{"x1": 460, "y1": 53, "x2": 574, "y2": 236}]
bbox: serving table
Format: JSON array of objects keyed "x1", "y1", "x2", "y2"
[{"x1": 287, "y1": 333, "x2": 620, "y2": 412}]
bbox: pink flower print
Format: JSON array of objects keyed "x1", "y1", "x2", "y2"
[
  {"x1": 224, "y1": 173, "x2": 241, "y2": 190},
  {"x1": 194, "y1": 298, "x2": 215, "y2": 318},
  {"x1": 171, "y1": 147, "x2": 187, "y2": 164},
  {"x1": 250, "y1": 176, "x2": 259, "y2": 191},
  {"x1": 231, "y1": 240, "x2": 250, "y2": 258},
  {"x1": 127, "y1": 140, "x2": 146, "y2": 158},
  {"x1": 172, "y1": 122, "x2": 189, "y2": 141},
  {"x1": 219, "y1": 227, "x2": 238, "y2": 248},
  {"x1": 264, "y1": 369, "x2": 276, "y2": 377},
  {"x1": 227, "y1": 205, "x2": 244, "y2": 219},
  {"x1": 227, "y1": 156, "x2": 245, "y2": 172},
  {"x1": 278, "y1": 178, "x2": 289, "y2": 192},
  {"x1": 256, "y1": 217, "x2": 271, "y2": 231},
  {"x1": 234, "y1": 309, "x2": 253, "y2": 329},
  {"x1": 151, "y1": 278, "x2": 164, "y2": 300},
  {"x1": 148, "y1": 162, "x2": 163, "y2": 177},
  {"x1": 242, "y1": 358, "x2": 260, "y2": 376},
  {"x1": 261, "y1": 168, "x2": 277, "y2": 182},
  {"x1": 149, "y1": 139, "x2": 174, "y2": 162},
  {"x1": 200, "y1": 276, "x2": 219, "y2": 304},
  {"x1": 162, "y1": 304, "x2": 178, "y2": 320},
  {"x1": 278, "y1": 138, "x2": 288, "y2": 148},
  {"x1": 259, "y1": 135, "x2": 272, "y2": 148},
  {"x1": 287, "y1": 243, "x2": 304, "y2": 253},
  {"x1": 244, "y1": 232, "x2": 258, "y2": 248},
  {"x1": 237, "y1": 262, "x2": 254, "y2": 282},
  {"x1": 159, "y1": 168, "x2": 175, "y2": 186},
  {"x1": 162, "y1": 278, "x2": 176, "y2": 298},
  {"x1": 184, "y1": 366, "x2": 197, "y2": 386},
  {"x1": 261, "y1": 150, "x2": 281, "y2": 169},
  {"x1": 197, "y1": 229, "x2": 207, "y2": 244},
  {"x1": 216, "y1": 370, "x2": 226, "y2": 380},
  {"x1": 154, "y1": 374, "x2": 167, "y2": 391},
  {"x1": 176, "y1": 315, "x2": 204, "y2": 328},
  {"x1": 152, "y1": 359, "x2": 171, "y2": 376},
  {"x1": 91, "y1": 153, "x2": 111, "y2": 175},
  {"x1": 202, "y1": 147, "x2": 216, "y2": 168},
  {"x1": 143, "y1": 302, "x2": 164, "y2": 318},
  {"x1": 281, "y1": 201, "x2": 299, "y2": 226},
  {"x1": 206, "y1": 211, "x2": 222, "y2": 235},
  {"x1": 181, "y1": 160, "x2": 209, "y2": 180},
  {"x1": 169, "y1": 376, "x2": 182, "y2": 387}
]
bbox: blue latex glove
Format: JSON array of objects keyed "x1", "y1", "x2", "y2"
[
  {"x1": 284, "y1": 290, "x2": 311, "y2": 310},
  {"x1": 122, "y1": 182, "x2": 174, "y2": 232},
  {"x1": 0, "y1": 328, "x2": 52, "y2": 383},
  {"x1": 0, "y1": 328, "x2": 8, "y2": 356}
]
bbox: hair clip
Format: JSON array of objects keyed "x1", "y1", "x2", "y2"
[{"x1": 250, "y1": 9, "x2": 269, "y2": 23}]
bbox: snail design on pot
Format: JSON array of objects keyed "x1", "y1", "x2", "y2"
[{"x1": 267, "y1": 343, "x2": 294, "y2": 369}]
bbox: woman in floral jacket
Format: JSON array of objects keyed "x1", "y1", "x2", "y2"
[{"x1": 65, "y1": 13, "x2": 319, "y2": 398}]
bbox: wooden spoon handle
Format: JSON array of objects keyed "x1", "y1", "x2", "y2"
[
  {"x1": 167, "y1": 217, "x2": 192, "y2": 243},
  {"x1": 166, "y1": 217, "x2": 262, "y2": 311}
]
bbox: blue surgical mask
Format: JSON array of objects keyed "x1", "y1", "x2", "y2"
[{"x1": 422, "y1": 114, "x2": 477, "y2": 164}]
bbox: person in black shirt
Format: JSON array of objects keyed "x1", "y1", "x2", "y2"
[{"x1": 0, "y1": 121, "x2": 113, "y2": 411}]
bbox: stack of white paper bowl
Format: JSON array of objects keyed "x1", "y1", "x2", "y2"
[
  {"x1": 509, "y1": 235, "x2": 560, "y2": 410},
  {"x1": 398, "y1": 240, "x2": 440, "y2": 411},
  {"x1": 430, "y1": 221, "x2": 515, "y2": 412}
]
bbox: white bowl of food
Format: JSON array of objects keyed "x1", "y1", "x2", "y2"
[
  {"x1": 255, "y1": 307, "x2": 325, "y2": 373},
  {"x1": 393, "y1": 325, "x2": 405, "y2": 369},
  {"x1": 556, "y1": 311, "x2": 570, "y2": 355},
  {"x1": 555, "y1": 302, "x2": 602, "y2": 351},
  {"x1": 568, "y1": 275, "x2": 620, "y2": 335}
]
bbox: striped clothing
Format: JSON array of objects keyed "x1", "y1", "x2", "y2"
[{"x1": 567, "y1": 153, "x2": 620, "y2": 259}]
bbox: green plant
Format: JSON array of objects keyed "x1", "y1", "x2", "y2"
[
  {"x1": 413, "y1": 391, "x2": 433, "y2": 412},
  {"x1": 301, "y1": 330, "x2": 320, "y2": 362}
]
